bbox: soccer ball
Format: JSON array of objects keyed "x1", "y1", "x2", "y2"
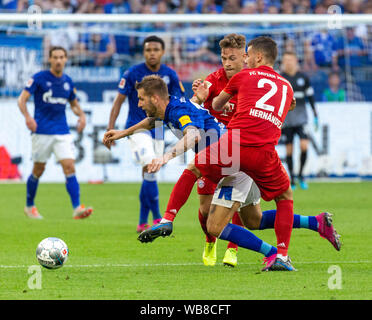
[{"x1": 36, "y1": 237, "x2": 69, "y2": 269}]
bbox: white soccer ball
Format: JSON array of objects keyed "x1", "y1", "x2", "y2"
[{"x1": 36, "y1": 237, "x2": 69, "y2": 269}]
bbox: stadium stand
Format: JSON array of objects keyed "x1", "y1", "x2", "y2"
[{"x1": 0, "y1": 0, "x2": 372, "y2": 101}]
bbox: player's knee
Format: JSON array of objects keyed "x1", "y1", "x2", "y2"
[
  {"x1": 199, "y1": 197, "x2": 212, "y2": 217},
  {"x1": 245, "y1": 215, "x2": 261, "y2": 230},
  {"x1": 275, "y1": 187, "x2": 293, "y2": 201},
  {"x1": 300, "y1": 139, "x2": 309, "y2": 151},
  {"x1": 199, "y1": 206, "x2": 209, "y2": 217},
  {"x1": 61, "y1": 161, "x2": 75, "y2": 176},
  {"x1": 240, "y1": 213, "x2": 260, "y2": 230},
  {"x1": 206, "y1": 222, "x2": 221, "y2": 237},
  {"x1": 32, "y1": 164, "x2": 46, "y2": 178},
  {"x1": 206, "y1": 217, "x2": 223, "y2": 237},
  {"x1": 237, "y1": 206, "x2": 261, "y2": 230}
]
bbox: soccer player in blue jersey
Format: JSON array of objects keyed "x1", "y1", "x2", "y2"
[
  {"x1": 104, "y1": 75, "x2": 342, "y2": 271},
  {"x1": 103, "y1": 75, "x2": 281, "y2": 260},
  {"x1": 18, "y1": 46, "x2": 93, "y2": 220},
  {"x1": 105, "y1": 35, "x2": 184, "y2": 233}
]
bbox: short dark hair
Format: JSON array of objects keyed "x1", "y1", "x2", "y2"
[
  {"x1": 219, "y1": 33, "x2": 246, "y2": 50},
  {"x1": 143, "y1": 35, "x2": 165, "y2": 51},
  {"x1": 247, "y1": 36, "x2": 278, "y2": 64},
  {"x1": 49, "y1": 46, "x2": 67, "y2": 58},
  {"x1": 328, "y1": 71, "x2": 340, "y2": 79},
  {"x1": 135, "y1": 75, "x2": 169, "y2": 98}
]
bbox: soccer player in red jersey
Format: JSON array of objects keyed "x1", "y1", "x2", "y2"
[
  {"x1": 139, "y1": 36, "x2": 341, "y2": 271},
  {"x1": 190, "y1": 34, "x2": 246, "y2": 267},
  {"x1": 195, "y1": 36, "x2": 296, "y2": 271}
]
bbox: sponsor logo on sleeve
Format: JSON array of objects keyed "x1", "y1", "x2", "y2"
[
  {"x1": 119, "y1": 78, "x2": 126, "y2": 89},
  {"x1": 178, "y1": 115, "x2": 192, "y2": 127},
  {"x1": 26, "y1": 78, "x2": 34, "y2": 88},
  {"x1": 179, "y1": 81, "x2": 185, "y2": 92}
]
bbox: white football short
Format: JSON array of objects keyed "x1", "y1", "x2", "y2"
[
  {"x1": 128, "y1": 131, "x2": 164, "y2": 167},
  {"x1": 211, "y1": 171, "x2": 261, "y2": 209},
  {"x1": 31, "y1": 134, "x2": 75, "y2": 163}
]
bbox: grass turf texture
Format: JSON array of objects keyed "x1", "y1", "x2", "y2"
[{"x1": 0, "y1": 182, "x2": 371, "y2": 300}]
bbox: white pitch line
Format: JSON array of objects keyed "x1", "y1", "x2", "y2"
[{"x1": 0, "y1": 260, "x2": 370, "y2": 269}]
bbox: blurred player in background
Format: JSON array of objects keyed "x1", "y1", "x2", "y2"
[
  {"x1": 281, "y1": 51, "x2": 318, "y2": 190},
  {"x1": 105, "y1": 35, "x2": 184, "y2": 233},
  {"x1": 18, "y1": 46, "x2": 93, "y2": 220}
]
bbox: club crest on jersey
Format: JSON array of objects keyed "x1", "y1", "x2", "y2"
[
  {"x1": 119, "y1": 78, "x2": 126, "y2": 89},
  {"x1": 197, "y1": 179, "x2": 205, "y2": 189},
  {"x1": 64, "y1": 82, "x2": 70, "y2": 91},
  {"x1": 179, "y1": 81, "x2": 185, "y2": 93}
]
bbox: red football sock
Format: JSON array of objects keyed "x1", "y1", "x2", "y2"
[
  {"x1": 232, "y1": 211, "x2": 244, "y2": 226},
  {"x1": 198, "y1": 209, "x2": 216, "y2": 243},
  {"x1": 227, "y1": 212, "x2": 243, "y2": 250},
  {"x1": 274, "y1": 199, "x2": 294, "y2": 256},
  {"x1": 163, "y1": 169, "x2": 198, "y2": 221}
]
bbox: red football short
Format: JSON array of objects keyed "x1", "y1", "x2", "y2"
[
  {"x1": 195, "y1": 132, "x2": 290, "y2": 201},
  {"x1": 197, "y1": 176, "x2": 217, "y2": 195}
]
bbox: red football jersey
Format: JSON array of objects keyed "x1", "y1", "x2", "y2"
[
  {"x1": 203, "y1": 68, "x2": 237, "y2": 126},
  {"x1": 224, "y1": 65, "x2": 294, "y2": 146}
]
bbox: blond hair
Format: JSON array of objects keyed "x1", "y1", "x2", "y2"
[{"x1": 135, "y1": 75, "x2": 169, "y2": 98}]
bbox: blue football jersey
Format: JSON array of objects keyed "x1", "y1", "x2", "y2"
[
  {"x1": 164, "y1": 96, "x2": 226, "y2": 152},
  {"x1": 118, "y1": 63, "x2": 184, "y2": 134},
  {"x1": 25, "y1": 70, "x2": 77, "y2": 135}
]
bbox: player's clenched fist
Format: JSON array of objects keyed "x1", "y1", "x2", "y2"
[
  {"x1": 103, "y1": 129, "x2": 127, "y2": 149},
  {"x1": 147, "y1": 154, "x2": 172, "y2": 173},
  {"x1": 25, "y1": 116, "x2": 37, "y2": 132},
  {"x1": 77, "y1": 115, "x2": 86, "y2": 133},
  {"x1": 194, "y1": 81, "x2": 210, "y2": 104},
  {"x1": 289, "y1": 97, "x2": 296, "y2": 111}
]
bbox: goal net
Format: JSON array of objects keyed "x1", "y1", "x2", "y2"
[{"x1": 0, "y1": 11, "x2": 371, "y2": 182}]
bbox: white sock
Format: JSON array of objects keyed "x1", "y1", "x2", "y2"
[
  {"x1": 160, "y1": 218, "x2": 172, "y2": 224},
  {"x1": 276, "y1": 254, "x2": 288, "y2": 261}
]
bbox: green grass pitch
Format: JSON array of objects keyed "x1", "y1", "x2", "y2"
[{"x1": 0, "y1": 182, "x2": 371, "y2": 300}]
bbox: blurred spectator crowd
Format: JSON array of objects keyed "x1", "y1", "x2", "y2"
[
  {"x1": 1, "y1": 0, "x2": 372, "y2": 101},
  {"x1": 1, "y1": 0, "x2": 372, "y2": 15}
]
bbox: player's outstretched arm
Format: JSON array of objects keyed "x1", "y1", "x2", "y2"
[
  {"x1": 70, "y1": 98, "x2": 86, "y2": 133},
  {"x1": 103, "y1": 117, "x2": 157, "y2": 149},
  {"x1": 212, "y1": 90, "x2": 232, "y2": 111},
  {"x1": 147, "y1": 126, "x2": 201, "y2": 173},
  {"x1": 17, "y1": 89, "x2": 37, "y2": 132}
]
